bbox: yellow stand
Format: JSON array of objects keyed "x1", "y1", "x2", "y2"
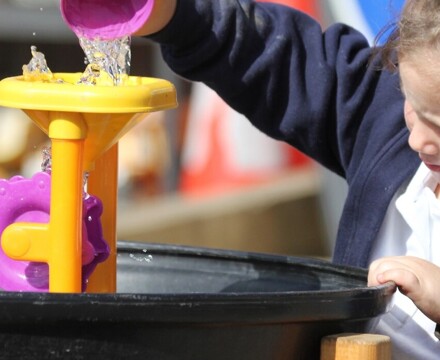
[{"x1": 0, "y1": 73, "x2": 177, "y2": 293}]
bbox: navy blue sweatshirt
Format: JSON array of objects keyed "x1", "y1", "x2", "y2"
[{"x1": 149, "y1": 0, "x2": 421, "y2": 267}]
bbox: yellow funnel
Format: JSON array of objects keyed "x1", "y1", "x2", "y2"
[{"x1": 0, "y1": 73, "x2": 177, "y2": 170}]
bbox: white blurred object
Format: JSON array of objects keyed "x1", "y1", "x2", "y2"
[
  {"x1": 118, "y1": 111, "x2": 170, "y2": 195},
  {"x1": 0, "y1": 107, "x2": 31, "y2": 164}
]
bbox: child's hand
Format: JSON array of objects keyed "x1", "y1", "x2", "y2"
[
  {"x1": 368, "y1": 256, "x2": 440, "y2": 323},
  {"x1": 134, "y1": 0, "x2": 178, "y2": 36}
]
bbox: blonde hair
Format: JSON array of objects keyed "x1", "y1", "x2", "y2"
[{"x1": 380, "y1": 0, "x2": 440, "y2": 71}]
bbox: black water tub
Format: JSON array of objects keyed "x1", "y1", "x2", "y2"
[{"x1": 0, "y1": 241, "x2": 394, "y2": 360}]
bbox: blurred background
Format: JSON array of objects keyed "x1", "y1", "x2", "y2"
[{"x1": 0, "y1": 0, "x2": 403, "y2": 258}]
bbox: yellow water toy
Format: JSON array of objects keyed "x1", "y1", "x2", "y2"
[{"x1": 0, "y1": 72, "x2": 177, "y2": 293}]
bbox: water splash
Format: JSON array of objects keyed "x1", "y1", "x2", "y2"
[
  {"x1": 41, "y1": 146, "x2": 90, "y2": 198},
  {"x1": 22, "y1": 46, "x2": 54, "y2": 82},
  {"x1": 78, "y1": 36, "x2": 131, "y2": 86},
  {"x1": 41, "y1": 146, "x2": 52, "y2": 173},
  {"x1": 22, "y1": 36, "x2": 131, "y2": 86}
]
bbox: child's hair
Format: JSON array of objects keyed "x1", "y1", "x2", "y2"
[{"x1": 380, "y1": 0, "x2": 440, "y2": 72}]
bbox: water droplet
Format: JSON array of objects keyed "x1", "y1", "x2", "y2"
[{"x1": 128, "y1": 253, "x2": 153, "y2": 263}]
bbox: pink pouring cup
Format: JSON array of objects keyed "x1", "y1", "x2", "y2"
[{"x1": 60, "y1": 0, "x2": 155, "y2": 40}]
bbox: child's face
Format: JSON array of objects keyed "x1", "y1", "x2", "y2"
[{"x1": 400, "y1": 59, "x2": 440, "y2": 182}]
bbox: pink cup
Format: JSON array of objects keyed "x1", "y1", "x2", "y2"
[{"x1": 60, "y1": 0, "x2": 155, "y2": 40}]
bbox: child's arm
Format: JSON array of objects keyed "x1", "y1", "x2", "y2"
[
  {"x1": 368, "y1": 256, "x2": 440, "y2": 323},
  {"x1": 134, "y1": 0, "x2": 177, "y2": 36}
]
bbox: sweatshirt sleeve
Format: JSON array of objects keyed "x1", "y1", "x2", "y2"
[{"x1": 147, "y1": 0, "x2": 403, "y2": 178}]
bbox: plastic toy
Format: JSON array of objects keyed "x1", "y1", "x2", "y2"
[
  {"x1": 60, "y1": 0, "x2": 155, "y2": 39},
  {"x1": 0, "y1": 72, "x2": 177, "y2": 293}
]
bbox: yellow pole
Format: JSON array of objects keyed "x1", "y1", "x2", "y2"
[
  {"x1": 49, "y1": 138, "x2": 84, "y2": 293},
  {"x1": 48, "y1": 111, "x2": 87, "y2": 293},
  {"x1": 86, "y1": 144, "x2": 118, "y2": 293}
]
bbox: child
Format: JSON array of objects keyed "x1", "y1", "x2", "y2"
[{"x1": 134, "y1": 0, "x2": 439, "y2": 357}]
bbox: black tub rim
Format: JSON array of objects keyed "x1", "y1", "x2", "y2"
[{"x1": 0, "y1": 241, "x2": 395, "y2": 325}]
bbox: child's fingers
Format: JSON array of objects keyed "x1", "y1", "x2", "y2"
[
  {"x1": 368, "y1": 258, "x2": 400, "y2": 286},
  {"x1": 368, "y1": 258, "x2": 422, "y2": 296},
  {"x1": 368, "y1": 256, "x2": 440, "y2": 322},
  {"x1": 376, "y1": 268, "x2": 420, "y2": 296},
  {"x1": 368, "y1": 258, "x2": 414, "y2": 284}
]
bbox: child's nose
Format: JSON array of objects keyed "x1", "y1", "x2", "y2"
[{"x1": 408, "y1": 124, "x2": 439, "y2": 156}]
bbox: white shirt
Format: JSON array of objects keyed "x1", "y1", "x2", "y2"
[{"x1": 368, "y1": 163, "x2": 440, "y2": 359}]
